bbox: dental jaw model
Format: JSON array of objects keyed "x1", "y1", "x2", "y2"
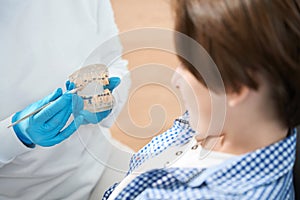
[
  {"x1": 6, "y1": 64, "x2": 113, "y2": 129},
  {"x1": 69, "y1": 64, "x2": 113, "y2": 113}
]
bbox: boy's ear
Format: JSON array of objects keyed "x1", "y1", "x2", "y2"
[{"x1": 227, "y1": 86, "x2": 250, "y2": 107}]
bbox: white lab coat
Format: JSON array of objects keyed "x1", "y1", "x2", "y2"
[{"x1": 0, "y1": 0, "x2": 132, "y2": 199}]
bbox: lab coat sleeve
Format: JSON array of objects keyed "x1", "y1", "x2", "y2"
[
  {"x1": 95, "y1": 0, "x2": 131, "y2": 128},
  {"x1": 0, "y1": 116, "x2": 32, "y2": 168}
]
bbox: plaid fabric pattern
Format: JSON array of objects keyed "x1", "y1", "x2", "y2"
[
  {"x1": 128, "y1": 111, "x2": 195, "y2": 174},
  {"x1": 115, "y1": 168, "x2": 204, "y2": 200},
  {"x1": 103, "y1": 112, "x2": 297, "y2": 200}
]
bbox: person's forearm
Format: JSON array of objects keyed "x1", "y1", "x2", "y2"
[{"x1": 0, "y1": 116, "x2": 33, "y2": 168}]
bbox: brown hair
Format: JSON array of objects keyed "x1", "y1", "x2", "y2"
[{"x1": 173, "y1": 0, "x2": 300, "y2": 127}]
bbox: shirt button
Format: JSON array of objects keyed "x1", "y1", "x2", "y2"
[
  {"x1": 191, "y1": 144, "x2": 198, "y2": 150},
  {"x1": 164, "y1": 161, "x2": 170, "y2": 167},
  {"x1": 176, "y1": 151, "x2": 183, "y2": 156}
]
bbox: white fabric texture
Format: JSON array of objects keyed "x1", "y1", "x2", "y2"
[
  {"x1": 169, "y1": 138, "x2": 236, "y2": 168},
  {"x1": 0, "y1": 0, "x2": 131, "y2": 199},
  {"x1": 103, "y1": 116, "x2": 296, "y2": 200},
  {"x1": 108, "y1": 137, "x2": 235, "y2": 199}
]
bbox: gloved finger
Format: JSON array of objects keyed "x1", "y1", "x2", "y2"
[
  {"x1": 65, "y1": 80, "x2": 76, "y2": 91},
  {"x1": 72, "y1": 95, "x2": 84, "y2": 116},
  {"x1": 44, "y1": 103, "x2": 72, "y2": 131},
  {"x1": 96, "y1": 110, "x2": 112, "y2": 120},
  {"x1": 79, "y1": 109, "x2": 111, "y2": 124},
  {"x1": 65, "y1": 80, "x2": 70, "y2": 90},
  {"x1": 34, "y1": 93, "x2": 72, "y2": 122},
  {"x1": 69, "y1": 82, "x2": 75, "y2": 90},
  {"x1": 40, "y1": 88, "x2": 63, "y2": 106},
  {"x1": 103, "y1": 77, "x2": 120, "y2": 91},
  {"x1": 45, "y1": 115, "x2": 84, "y2": 146},
  {"x1": 79, "y1": 110, "x2": 99, "y2": 124}
]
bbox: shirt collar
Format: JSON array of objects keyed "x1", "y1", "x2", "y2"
[
  {"x1": 166, "y1": 167, "x2": 204, "y2": 183},
  {"x1": 187, "y1": 129, "x2": 297, "y2": 194}
]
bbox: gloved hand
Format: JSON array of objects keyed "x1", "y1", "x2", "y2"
[
  {"x1": 12, "y1": 88, "x2": 84, "y2": 147},
  {"x1": 66, "y1": 77, "x2": 120, "y2": 125}
]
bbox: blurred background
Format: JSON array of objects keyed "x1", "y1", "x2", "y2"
[{"x1": 110, "y1": 0, "x2": 183, "y2": 151}]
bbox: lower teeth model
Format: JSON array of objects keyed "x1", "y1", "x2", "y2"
[{"x1": 69, "y1": 64, "x2": 114, "y2": 112}]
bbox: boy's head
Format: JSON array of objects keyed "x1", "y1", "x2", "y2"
[{"x1": 173, "y1": 0, "x2": 300, "y2": 129}]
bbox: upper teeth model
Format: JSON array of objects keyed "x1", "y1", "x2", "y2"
[{"x1": 69, "y1": 64, "x2": 114, "y2": 113}]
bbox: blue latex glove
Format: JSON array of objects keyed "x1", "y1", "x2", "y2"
[
  {"x1": 66, "y1": 77, "x2": 120, "y2": 125},
  {"x1": 12, "y1": 88, "x2": 84, "y2": 147}
]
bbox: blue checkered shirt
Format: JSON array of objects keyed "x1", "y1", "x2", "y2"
[{"x1": 103, "y1": 112, "x2": 296, "y2": 199}]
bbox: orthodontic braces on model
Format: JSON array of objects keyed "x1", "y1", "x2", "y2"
[{"x1": 69, "y1": 64, "x2": 114, "y2": 113}]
